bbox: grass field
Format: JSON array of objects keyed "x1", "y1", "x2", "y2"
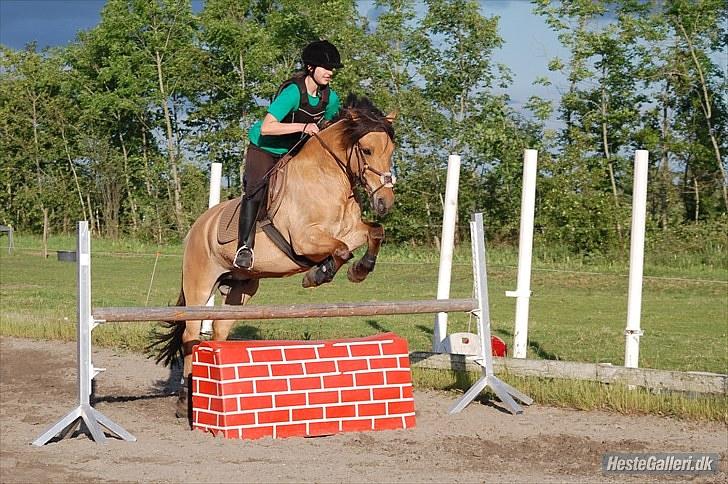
[
  {"x1": 1, "y1": 233, "x2": 726, "y2": 374},
  {"x1": 1, "y1": 232, "x2": 726, "y2": 421}
]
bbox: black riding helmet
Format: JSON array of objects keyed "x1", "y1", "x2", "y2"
[{"x1": 302, "y1": 40, "x2": 344, "y2": 70}]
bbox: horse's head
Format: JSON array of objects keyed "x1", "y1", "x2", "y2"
[{"x1": 336, "y1": 95, "x2": 397, "y2": 217}]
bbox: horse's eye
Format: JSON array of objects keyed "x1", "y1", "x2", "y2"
[{"x1": 361, "y1": 148, "x2": 372, "y2": 156}]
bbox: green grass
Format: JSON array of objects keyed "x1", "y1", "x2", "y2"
[
  {"x1": 1, "y1": 233, "x2": 726, "y2": 421},
  {"x1": 1, "y1": 233, "x2": 726, "y2": 374}
]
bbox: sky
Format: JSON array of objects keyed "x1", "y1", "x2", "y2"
[{"x1": 0, "y1": 0, "x2": 569, "y2": 127}]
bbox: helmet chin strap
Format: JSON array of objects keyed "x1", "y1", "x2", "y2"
[{"x1": 306, "y1": 65, "x2": 328, "y2": 90}]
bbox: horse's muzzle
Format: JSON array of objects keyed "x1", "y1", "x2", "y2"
[{"x1": 372, "y1": 192, "x2": 393, "y2": 217}]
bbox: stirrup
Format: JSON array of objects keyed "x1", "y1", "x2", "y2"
[{"x1": 233, "y1": 245, "x2": 254, "y2": 270}]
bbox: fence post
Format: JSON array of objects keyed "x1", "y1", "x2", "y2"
[
  {"x1": 432, "y1": 154, "x2": 461, "y2": 352},
  {"x1": 202, "y1": 162, "x2": 223, "y2": 336},
  {"x1": 509, "y1": 149, "x2": 538, "y2": 359},
  {"x1": 624, "y1": 150, "x2": 649, "y2": 368}
]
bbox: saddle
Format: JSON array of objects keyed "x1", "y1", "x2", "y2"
[
  {"x1": 217, "y1": 156, "x2": 316, "y2": 268},
  {"x1": 217, "y1": 163, "x2": 286, "y2": 245}
]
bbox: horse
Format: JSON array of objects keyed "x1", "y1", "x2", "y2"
[{"x1": 151, "y1": 95, "x2": 397, "y2": 417}]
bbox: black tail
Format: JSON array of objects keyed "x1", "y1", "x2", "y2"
[{"x1": 147, "y1": 289, "x2": 186, "y2": 368}]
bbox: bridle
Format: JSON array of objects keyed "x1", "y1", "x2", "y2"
[{"x1": 312, "y1": 131, "x2": 396, "y2": 197}]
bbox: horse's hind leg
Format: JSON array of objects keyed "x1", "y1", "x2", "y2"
[
  {"x1": 177, "y1": 269, "x2": 222, "y2": 419},
  {"x1": 347, "y1": 222, "x2": 384, "y2": 283},
  {"x1": 212, "y1": 279, "x2": 260, "y2": 341},
  {"x1": 177, "y1": 319, "x2": 201, "y2": 419}
]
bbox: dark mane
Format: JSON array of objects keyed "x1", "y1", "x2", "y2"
[{"x1": 331, "y1": 94, "x2": 395, "y2": 148}]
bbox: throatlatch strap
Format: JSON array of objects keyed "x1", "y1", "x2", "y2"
[{"x1": 259, "y1": 220, "x2": 317, "y2": 268}]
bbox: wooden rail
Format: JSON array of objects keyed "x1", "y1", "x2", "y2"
[
  {"x1": 411, "y1": 352, "x2": 727, "y2": 395},
  {"x1": 93, "y1": 298, "x2": 477, "y2": 322}
]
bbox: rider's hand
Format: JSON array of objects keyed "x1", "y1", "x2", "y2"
[{"x1": 302, "y1": 123, "x2": 320, "y2": 136}]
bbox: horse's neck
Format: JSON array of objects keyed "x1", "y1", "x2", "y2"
[{"x1": 289, "y1": 128, "x2": 353, "y2": 196}]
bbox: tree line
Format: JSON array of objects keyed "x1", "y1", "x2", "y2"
[{"x1": 1, "y1": 0, "x2": 725, "y2": 254}]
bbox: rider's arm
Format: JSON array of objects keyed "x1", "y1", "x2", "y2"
[
  {"x1": 259, "y1": 113, "x2": 307, "y2": 136},
  {"x1": 260, "y1": 84, "x2": 317, "y2": 136}
]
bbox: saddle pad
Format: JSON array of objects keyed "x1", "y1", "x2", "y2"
[
  {"x1": 217, "y1": 199, "x2": 240, "y2": 245},
  {"x1": 217, "y1": 158, "x2": 289, "y2": 246}
]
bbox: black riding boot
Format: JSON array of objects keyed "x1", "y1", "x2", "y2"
[{"x1": 233, "y1": 197, "x2": 261, "y2": 269}]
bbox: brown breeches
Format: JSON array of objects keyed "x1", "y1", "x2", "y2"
[{"x1": 243, "y1": 144, "x2": 281, "y2": 203}]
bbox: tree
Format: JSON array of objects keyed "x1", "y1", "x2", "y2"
[
  {"x1": 534, "y1": 0, "x2": 650, "y2": 250},
  {"x1": 389, "y1": 0, "x2": 523, "y2": 243},
  {"x1": 68, "y1": 20, "x2": 151, "y2": 236},
  {"x1": 0, "y1": 45, "x2": 84, "y2": 244},
  {"x1": 665, "y1": 0, "x2": 727, "y2": 214},
  {"x1": 86, "y1": 0, "x2": 198, "y2": 235},
  {"x1": 634, "y1": 0, "x2": 727, "y2": 223},
  {"x1": 190, "y1": 0, "x2": 279, "y2": 187},
  {"x1": 415, "y1": 0, "x2": 506, "y2": 155}
]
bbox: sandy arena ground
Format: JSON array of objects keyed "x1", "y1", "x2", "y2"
[{"x1": 1, "y1": 336, "x2": 725, "y2": 483}]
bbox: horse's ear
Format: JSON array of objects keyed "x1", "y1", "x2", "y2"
[{"x1": 385, "y1": 111, "x2": 398, "y2": 123}]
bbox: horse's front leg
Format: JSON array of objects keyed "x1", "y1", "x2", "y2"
[
  {"x1": 295, "y1": 228, "x2": 353, "y2": 288},
  {"x1": 347, "y1": 222, "x2": 384, "y2": 283}
]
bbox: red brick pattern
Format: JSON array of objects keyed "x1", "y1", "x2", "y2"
[{"x1": 191, "y1": 332, "x2": 416, "y2": 440}]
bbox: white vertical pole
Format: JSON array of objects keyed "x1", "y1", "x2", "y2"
[
  {"x1": 208, "y1": 163, "x2": 222, "y2": 212},
  {"x1": 77, "y1": 221, "x2": 93, "y2": 408},
  {"x1": 509, "y1": 149, "x2": 538, "y2": 359},
  {"x1": 201, "y1": 163, "x2": 223, "y2": 336},
  {"x1": 624, "y1": 150, "x2": 649, "y2": 368},
  {"x1": 471, "y1": 214, "x2": 495, "y2": 376},
  {"x1": 432, "y1": 154, "x2": 461, "y2": 352}
]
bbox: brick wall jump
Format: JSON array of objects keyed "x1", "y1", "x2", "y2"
[{"x1": 191, "y1": 332, "x2": 416, "y2": 440}]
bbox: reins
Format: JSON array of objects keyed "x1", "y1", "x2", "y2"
[{"x1": 312, "y1": 131, "x2": 396, "y2": 197}]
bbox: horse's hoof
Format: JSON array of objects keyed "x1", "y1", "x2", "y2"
[
  {"x1": 175, "y1": 383, "x2": 189, "y2": 419},
  {"x1": 302, "y1": 274, "x2": 316, "y2": 288},
  {"x1": 347, "y1": 264, "x2": 366, "y2": 283},
  {"x1": 175, "y1": 397, "x2": 188, "y2": 419}
]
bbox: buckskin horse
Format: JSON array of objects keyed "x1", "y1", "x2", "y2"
[{"x1": 151, "y1": 95, "x2": 396, "y2": 416}]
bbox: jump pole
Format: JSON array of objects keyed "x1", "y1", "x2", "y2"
[
  {"x1": 93, "y1": 299, "x2": 478, "y2": 322},
  {"x1": 624, "y1": 150, "x2": 649, "y2": 368},
  {"x1": 432, "y1": 154, "x2": 461, "y2": 352},
  {"x1": 508, "y1": 149, "x2": 538, "y2": 359},
  {"x1": 201, "y1": 162, "x2": 222, "y2": 336}
]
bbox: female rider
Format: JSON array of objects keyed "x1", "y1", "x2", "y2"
[{"x1": 234, "y1": 40, "x2": 343, "y2": 269}]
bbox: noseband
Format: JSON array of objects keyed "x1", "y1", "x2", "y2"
[{"x1": 312, "y1": 132, "x2": 396, "y2": 197}]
